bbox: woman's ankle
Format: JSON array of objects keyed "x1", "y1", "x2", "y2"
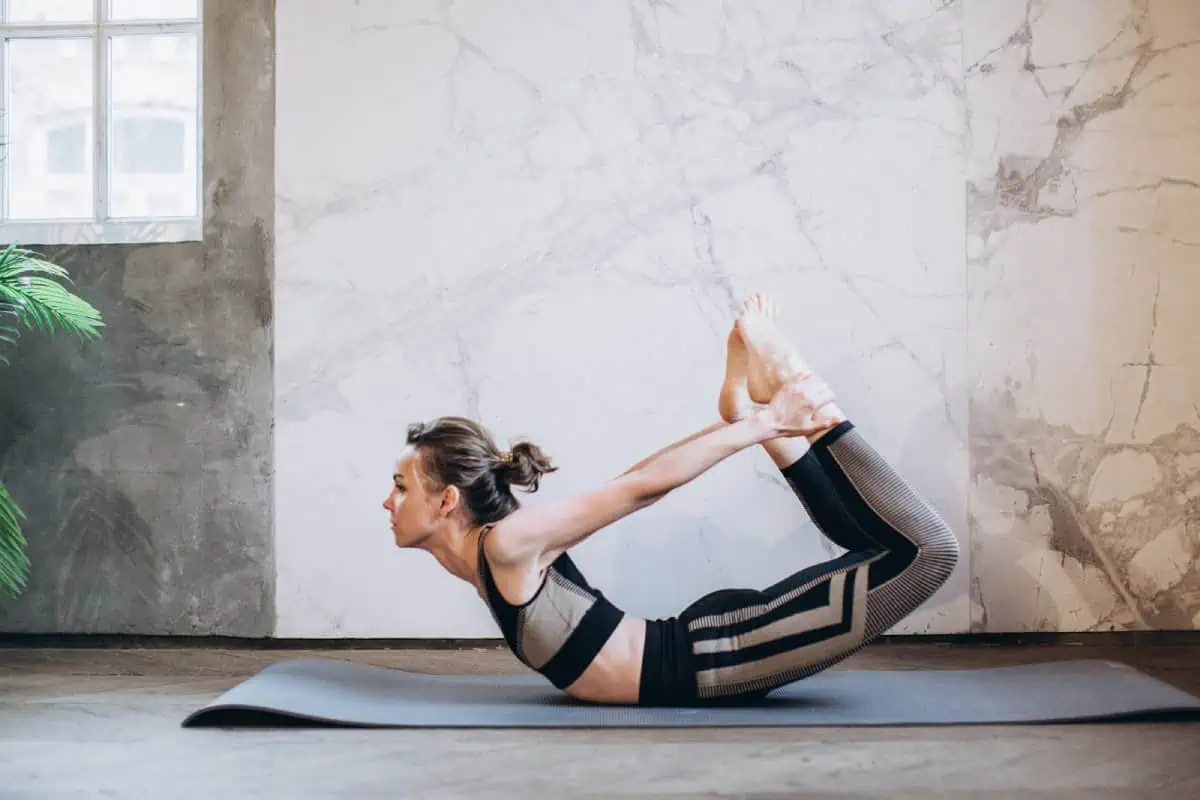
[
  {"x1": 762, "y1": 436, "x2": 812, "y2": 470},
  {"x1": 806, "y1": 404, "x2": 849, "y2": 445}
]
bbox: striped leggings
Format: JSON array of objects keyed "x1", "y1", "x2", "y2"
[{"x1": 680, "y1": 420, "x2": 959, "y2": 701}]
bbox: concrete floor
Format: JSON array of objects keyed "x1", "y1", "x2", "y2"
[{"x1": 3, "y1": 641, "x2": 1199, "y2": 798}]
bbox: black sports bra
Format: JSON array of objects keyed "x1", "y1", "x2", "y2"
[{"x1": 476, "y1": 527, "x2": 625, "y2": 690}]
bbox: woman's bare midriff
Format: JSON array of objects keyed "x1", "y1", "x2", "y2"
[{"x1": 563, "y1": 615, "x2": 647, "y2": 705}]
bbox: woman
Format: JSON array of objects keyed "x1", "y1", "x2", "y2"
[{"x1": 384, "y1": 294, "x2": 959, "y2": 706}]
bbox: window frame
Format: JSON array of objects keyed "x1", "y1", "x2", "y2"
[{"x1": 0, "y1": 0, "x2": 203, "y2": 245}]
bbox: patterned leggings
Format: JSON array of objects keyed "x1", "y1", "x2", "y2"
[{"x1": 679, "y1": 421, "x2": 959, "y2": 701}]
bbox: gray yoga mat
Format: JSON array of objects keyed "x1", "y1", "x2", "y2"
[{"x1": 182, "y1": 657, "x2": 1200, "y2": 728}]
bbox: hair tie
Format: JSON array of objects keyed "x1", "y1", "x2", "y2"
[{"x1": 497, "y1": 450, "x2": 513, "y2": 465}]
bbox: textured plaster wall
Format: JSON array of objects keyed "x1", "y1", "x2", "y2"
[{"x1": 0, "y1": 0, "x2": 275, "y2": 635}]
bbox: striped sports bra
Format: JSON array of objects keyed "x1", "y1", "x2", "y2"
[{"x1": 477, "y1": 526, "x2": 625, "y2": 690}]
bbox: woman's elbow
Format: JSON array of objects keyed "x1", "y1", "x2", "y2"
[{"x1": 624, "y1": 471, "x2": 670, "y2": 508}]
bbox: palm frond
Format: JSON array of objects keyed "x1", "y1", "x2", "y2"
[
  {"x1": 0, "y1": 245, "x2": 103, "y2": 600},
  {"x1": 0, "y1": 244, "x2": 103, "y2": 340},
  {"x1": 0, "y1": 479, "x2": 29, "y2": 598},
  {"x1": 0, "y1": 303, "x2": 20, "y2": 366}
]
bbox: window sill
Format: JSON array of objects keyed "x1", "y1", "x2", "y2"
[{"x1": 0, "y1": 218, "x2": 202, "y2": 246}]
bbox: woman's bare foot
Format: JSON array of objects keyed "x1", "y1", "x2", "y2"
[
  {"x1": 719, "y1": 323, "x2": 812, "y2": 468},
  {"x1": 736, "y1": 293, "x2": 847, "y2": 441},
  {"x1": 736, "y1": 293, "x2": 813, "y2": 404},
  {"x1": 718, "y1": 327, "x2": 758, "y2": 423}
]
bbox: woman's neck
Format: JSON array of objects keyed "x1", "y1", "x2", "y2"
[{"x1": 423, "y1": 522, "x2": 486, "y2": 588}]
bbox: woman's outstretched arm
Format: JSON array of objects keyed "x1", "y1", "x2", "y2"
[
  {"x1": 489, "y1": 413, "x2": 779, "y2": 566},
  {"x1": 488, "y1": 379, "x2": 832, "y2": 566}
]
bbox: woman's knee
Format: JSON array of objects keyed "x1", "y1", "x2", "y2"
[{"x1": 922, "y1": 525, "x2": 960, "y2": 588}]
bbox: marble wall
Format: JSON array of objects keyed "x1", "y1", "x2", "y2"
[
  {"x1": 277, "y1": 0, "x2": 1199, "y2": 637},
  {"x1": 966, "y1": 0, "x2": 1200, "y2": 631},
  {"x1": 0, "y1": 0, "x2": 275, "y2": 635},
  {"x1": 275, "y1": 0, "x2": 970, "y2": 637}
]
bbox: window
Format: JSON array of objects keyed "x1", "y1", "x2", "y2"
[
  {"x1": 0, "y1": 0, "x2": 202, "y2": 244},
  {"x1": 47, "y1": 122, "x2": 87, "y2": 174}
]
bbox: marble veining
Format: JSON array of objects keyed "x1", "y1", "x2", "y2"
[
  {"x1": 275, "y1": 0, "x2": 1198, "y2": 637},
  {"x1": 275, "y1": 0, "x2": 970, "y2": 637},
  {"x1": 966, "y1": 0, "x2": 1200, "y2": 631}
]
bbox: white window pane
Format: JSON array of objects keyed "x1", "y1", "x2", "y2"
[
  {"x1": 7, "y1": 0, "x2": 95, "y2": 23},
  {"x1": 109, "y1": 34, "x2": 199, "y2": 218},
  {"x1": 108, "y1": 0, "x2": 199, "y2": 21},
  {"x1": 7, "y1": 38, "x2": 94, "y2": 220}
]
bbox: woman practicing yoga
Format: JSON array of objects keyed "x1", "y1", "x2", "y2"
[{"x1": 384, "y1": 294, "x2": 959, "y2": 706}]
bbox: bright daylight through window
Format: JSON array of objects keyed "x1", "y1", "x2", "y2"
[{"x1": 0, "y1": 0, "x2": 201, "y2": 244}]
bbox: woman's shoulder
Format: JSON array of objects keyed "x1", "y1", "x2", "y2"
[
  {"x1": 478, "y1": 518, "x2": 528, "y2": 567},
  {"x1": 482, "y1": 513, "x2": 572, "y2": 574}
]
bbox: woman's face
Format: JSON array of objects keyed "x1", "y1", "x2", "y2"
[{"x1": 383, "y1": 447, "x2": 443, "y2": 548}]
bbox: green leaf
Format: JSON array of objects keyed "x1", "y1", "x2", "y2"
[
  {"x1": 0, "y1": 245, "x2": 104, "y2": 599},
  {"x1": 0, "y1": 480, "x2": 29, "y2": 598},
  {"x1": 0, "y1": 244, "x2": 104, "y2": 340}
]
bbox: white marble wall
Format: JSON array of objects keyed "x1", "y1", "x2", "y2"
[
  {"x1": 966, "y1": 0, "x2": 1200, "y2": 631},
  {"x1": 274, "y1": 0, "x2": 1197, "y2": 637}
]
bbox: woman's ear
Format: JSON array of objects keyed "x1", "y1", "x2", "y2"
[{"x1": 438, "y1": 484, "x2": 461, "y2": 518}]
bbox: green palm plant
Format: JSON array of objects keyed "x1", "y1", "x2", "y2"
[{"x1": 0, "y1": 243, "x2": 103, "y2": 598}]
